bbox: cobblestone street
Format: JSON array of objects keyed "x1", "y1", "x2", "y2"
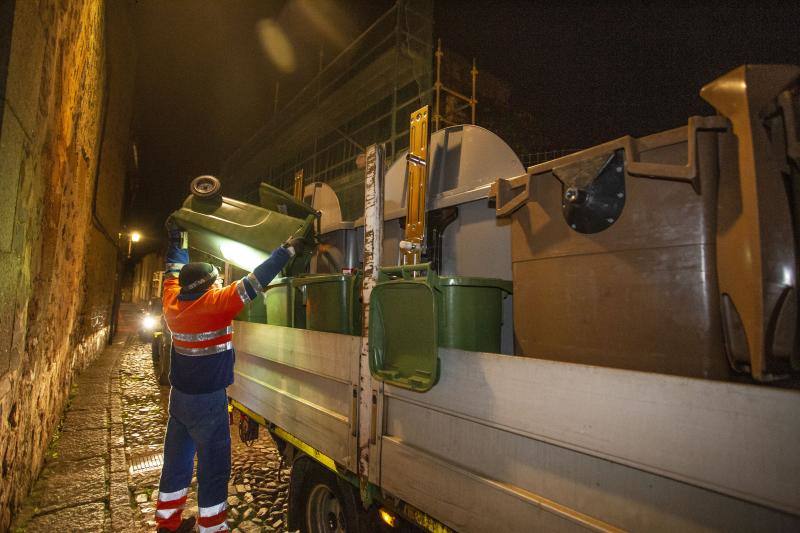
[
  {"x1": 12, "y1": 305, "x2": 293, "y2": 532},
  {"x1": 121, "y1": 338, "x2": 292, "y2": 532}
]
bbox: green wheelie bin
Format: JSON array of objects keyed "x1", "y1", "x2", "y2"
[
  {"x1": 293, "y1": 273, "x2": 362, "y2": 335},
  {"x1": 368, "y1": 263, "x2": 511, "y2": 392},
  {"x1": 264, "y1": 277, "x2": 305, "y2": 328}
]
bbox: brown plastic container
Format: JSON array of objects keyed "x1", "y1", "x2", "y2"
[{"x1": 491, "y1": 65, "x2": 800, "y2": 382}]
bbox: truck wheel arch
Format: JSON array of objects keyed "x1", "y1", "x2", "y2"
[{"x1": 286, "y1": 455, "x2": 373, "y2": 533}]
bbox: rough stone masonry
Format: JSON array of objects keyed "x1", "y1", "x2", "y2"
[{"x1": 0, "y1": 0, "x2": 135, "y2": 529}]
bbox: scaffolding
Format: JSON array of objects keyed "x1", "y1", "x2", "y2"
[
  {"x1": 223, "y1": 0, "x2": 434, "y2": 220},
  {"x1": 433, "y1": 38, "x2": 478, "y2": 131}
]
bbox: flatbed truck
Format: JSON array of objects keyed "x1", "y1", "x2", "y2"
[{"x1": 180, "y1": 65, "x2": 800, "y2": 532}]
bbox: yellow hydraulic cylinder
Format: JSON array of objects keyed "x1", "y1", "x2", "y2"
[{"x1": 401, "y1": 106, "x2": 431, "y2": 266}]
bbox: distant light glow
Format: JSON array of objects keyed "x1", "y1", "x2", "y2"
[
  {"x1": 142, "y1": 315, "x2": 157, "y2": 330},
  {"x1": 131, "y1": 232, "x2": 141, "y2": 242},
  {"x1": 256, "y1": 19, "x2": 296, "y2": 73},
  {"x1": 782, "y1": 265, "x2": 794, "y2": 286},
  {"x1": 219, "y1": 241, "x2": 268, "y2": 272}
]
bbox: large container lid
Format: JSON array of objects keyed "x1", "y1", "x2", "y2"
[{"x1": 379, "y1": 125, "x2": 525, "y2": 222}]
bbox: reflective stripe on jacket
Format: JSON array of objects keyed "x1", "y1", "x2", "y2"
[
  {"x1": 160, "y1": 239, "x2": 292, "y2": 394},
  {"x1": 163, "y1": 277, "x2": 247, "y2": 354},
  {"x1": 162, "y1": 276, "x2": 248, "y2": 394}
]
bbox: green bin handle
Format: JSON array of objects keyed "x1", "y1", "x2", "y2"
[
  {"x1": 283, "y1": 214, "x2": 316, "y2": 275},
  {"x1": 378, "y1": 263, "x2": 438, "y2": 284}
]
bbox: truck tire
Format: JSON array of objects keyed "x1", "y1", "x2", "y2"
[{"x1": 288, "y1": 457, "x2": 370, "y2": 533}]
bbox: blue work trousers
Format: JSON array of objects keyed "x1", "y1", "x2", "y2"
[{"x1": 158, "y1": 387, "x2": 231, "y2": 521}]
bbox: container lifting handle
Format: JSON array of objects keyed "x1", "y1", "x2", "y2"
[
  {"x1": 494, "y1": 174, "x2": 531, "y2": 217},
  {"x1": 378, "y1": 263, "x2": 436, "y2": 283}
]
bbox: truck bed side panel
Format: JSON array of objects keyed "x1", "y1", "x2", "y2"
[
  {"x1": 380, "y1": 349, "x2": 800, "y2": 532},
  {"x1": 229, "y1": 322, "x2": 359, "y2": 468}
]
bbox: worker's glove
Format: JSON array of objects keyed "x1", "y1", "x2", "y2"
[
  {"x1": 165, "y1": 215, "x2": 182, "y2": 231},
  {"x1": 282, "y1": 236, "x2": 305, "y2": 257},
  {"x1": 165, "y1": 216, "x2": 184, "y2": 245}
]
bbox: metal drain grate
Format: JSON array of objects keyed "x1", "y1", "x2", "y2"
[{"x1": 129, "y1": 453, "x2": 164, "y2": 475}]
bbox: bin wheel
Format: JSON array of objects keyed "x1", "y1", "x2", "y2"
[
  {"x1": 151, "y1": 335, "x2": 160, "y2": 359},
  {"x1": 190, "y1": 175, "x2": 221, "y2": 199},
  {"x1": 288, "y1": 458, "x2": 372, "y2": 533},
  {"x1": 158, "y1": 336, "x2": 171, "y2": 386}
]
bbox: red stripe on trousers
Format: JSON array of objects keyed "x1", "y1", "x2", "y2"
[
  {"x1": 156, "y1": 495, "x2": 187, "y2": 531},
  {"x1": 155, "y1": 509, "x2": 183, "y2": 531},
  {"x1": 156, "y1": 495, "x2": 188, "y2": 510},
  {"x1": 197, "y1": 509, "x2": 228, "y2": 528}
]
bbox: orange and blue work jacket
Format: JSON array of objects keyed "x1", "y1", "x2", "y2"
[{"x1": 162, "y1": 234, "x2": 291, "y2": 394}]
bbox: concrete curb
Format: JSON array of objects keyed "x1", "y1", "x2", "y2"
[{"x1": 109, "y1": 336, "x2": 137, "y2": 532}]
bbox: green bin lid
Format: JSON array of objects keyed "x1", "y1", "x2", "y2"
[
  {"x1": 259, "y1": 182, "x2": 318, "y2": 219},
  {"x1": 292, "y1": 273, "x2": 359, "y2": 287},
  {"x1": 438, "y1": 276, "x2": 513, "y2": 293},
  {"x1": 267, "y1": 276, "x2": 291, "y2": 286},
  {"x1": 369, "y1": 280, "x2": 440, "y2": 393}
]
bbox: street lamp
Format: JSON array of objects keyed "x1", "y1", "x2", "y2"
[{"x1": 125, "y1": 230, "x2": 141, "y2": 257}]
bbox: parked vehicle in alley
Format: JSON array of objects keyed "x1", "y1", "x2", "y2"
[{"x1": 138, "y1": 297, "x2": 162, "y2": 343}]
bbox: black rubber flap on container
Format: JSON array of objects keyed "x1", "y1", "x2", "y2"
[{"x1": 554, "y1": 149, "x2": 625, "y2": 234}]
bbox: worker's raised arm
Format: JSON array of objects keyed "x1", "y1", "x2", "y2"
[
  {"x1": 212, "y1": 237, "x2": 305, "y2": 318},
  {"x1": 163, "y1": 218, "x2": 188, "y2": 306},
  {"x1": 241, "y1": 243, "x2": 294, "y2": 297}
]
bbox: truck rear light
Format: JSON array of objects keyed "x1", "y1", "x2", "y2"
[{"x1": 379, "y1": 508, "x2": 397, "y2": 528}]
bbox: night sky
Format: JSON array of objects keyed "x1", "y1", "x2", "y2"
[
  {"x1": 127, "y1": 0, "x2": 799, "y2": 254},
  {"x1": 437, "y1": 1, "x2": 800, "y2": 146}
]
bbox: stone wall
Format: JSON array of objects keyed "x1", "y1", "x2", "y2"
[{"x1": 0, "y1": 0, "x2": 135, "y2": 528}]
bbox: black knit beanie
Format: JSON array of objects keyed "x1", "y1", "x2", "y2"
[{"x1": 178, "y1": 262, "x2": 219, "y2": 295}]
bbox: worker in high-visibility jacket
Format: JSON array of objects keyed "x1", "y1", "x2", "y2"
[{"x1": 155, "y1": 218, "x2": 304, "y2": 533}]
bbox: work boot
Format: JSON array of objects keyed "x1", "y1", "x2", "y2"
[{"x1": 157, "y1": 515, "x2": 196, "y2": 533}]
